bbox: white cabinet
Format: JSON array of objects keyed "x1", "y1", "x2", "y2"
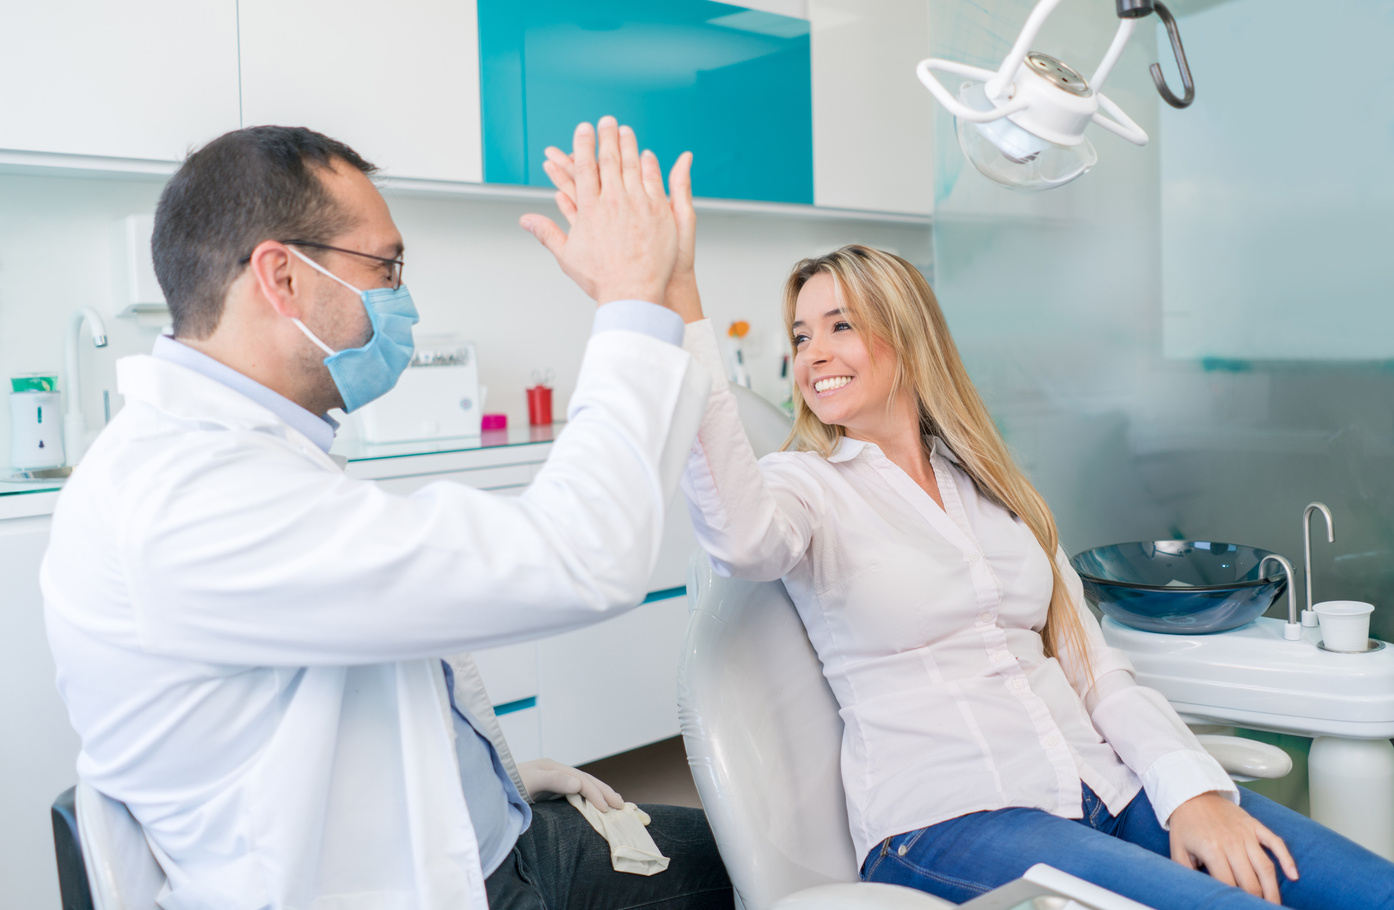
[
  {"x1": 0, "y1": 1, "x2": 240, "y2": 161},
  {"x1": 810, "y1": 0, "x2": 934, "y2": 215},
  {"x1": 238, "y1": 0, "x2": 483, "y2": 182},
  {"x1": 0, "y1": 516, "x2": 81, "y2": 910},
  {"x1": 538, "y1": 591, "x2": 692, "y2": 767}
]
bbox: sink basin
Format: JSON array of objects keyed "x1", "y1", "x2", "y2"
[{"x1": 1070, "y1": 540, "x2": 1287, "y2": 634}]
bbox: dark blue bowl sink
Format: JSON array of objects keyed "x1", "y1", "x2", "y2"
[{"x1": 1069, "y1": 540, "x2": 1287, "y2": 634}]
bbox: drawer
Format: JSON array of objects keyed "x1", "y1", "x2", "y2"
[{"x1": 472, "y1": 641, "x2": 540, "y2": 706}]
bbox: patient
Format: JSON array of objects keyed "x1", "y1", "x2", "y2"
[{"x1": 532, "y1": 150, "x2": 1394, "y2": 907}]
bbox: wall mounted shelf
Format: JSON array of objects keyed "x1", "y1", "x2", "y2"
[{"x1": 0, "y1": 149, "x2": 931, "y2": 227}]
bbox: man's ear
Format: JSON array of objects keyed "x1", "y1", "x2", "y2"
[{"x1": 247, "y1": 241, "x2": 305, "y2": 319}]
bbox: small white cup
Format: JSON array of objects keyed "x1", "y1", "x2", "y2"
[{"x1": 1314, "y1": 601, "x2": 1375, "y2": 652}]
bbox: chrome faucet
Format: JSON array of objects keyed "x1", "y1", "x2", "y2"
[
  {"x1": 1259, "y1": 554, "x2": 1301, "y2": 641},
  {"x1": 64, "y1": 307, "x2": 109, "y2": 464},
  {"x1": 1303, "y1": 502, "x2": 1334, "y2": 627}
]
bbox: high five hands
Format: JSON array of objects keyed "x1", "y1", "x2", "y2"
[{"x1": 522, "y1": 116, "x2": 705, "y2": 323}]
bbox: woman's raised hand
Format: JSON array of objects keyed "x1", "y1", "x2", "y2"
[
  {"x1": 538, "y1": 132, "x2": 704, "y2": 323},
  {"x1": 520, "y1": 117, "x2": 677, "y2": 307},
  {"x1": 1167, "y1": 792, "x2": 1298, "y2": 903}
]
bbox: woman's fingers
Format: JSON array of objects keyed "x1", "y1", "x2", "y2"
[
  {"x1": 1258, "y1": 824, "x2": 1299, "y2": 882},
  {"x1": 1243, "y1": 838, "x2": 1282, "y2": 903},
  {"x1": 640, "y1": 148, "x2": 666, "y2": 200},
  {"x1": 554, "y1": 189, "x2": 578, "y2": 226}
]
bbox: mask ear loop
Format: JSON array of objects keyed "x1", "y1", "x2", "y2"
[
  {"x1": 286, "y1": 246, "x2": 361, "y2": 356},
  {"x1": 293, "y1": 318, "x2": 337, "y2": 356}
]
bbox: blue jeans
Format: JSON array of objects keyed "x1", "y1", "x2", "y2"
[{"x1": 861, "y1": 784, "x2": 1394, "y2": 908}]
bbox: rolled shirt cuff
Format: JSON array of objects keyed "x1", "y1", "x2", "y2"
[
  {"x1": 592, "y1": 299, "x2": 684, "y2": 346},
  {"x1": 1142, "y1": 748, "x2": 1241, "y2": 830}
]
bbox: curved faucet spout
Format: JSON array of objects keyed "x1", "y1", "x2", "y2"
[
  {"x1": 63, "y1": 307, "x2": 109, "y2": 465},
  {"x1": 1259, "y1": 553, "x2": 1301, "y2": 641},
  {"x1": 1303, "y1": 502, "x2": 1335, "y2": 626}
]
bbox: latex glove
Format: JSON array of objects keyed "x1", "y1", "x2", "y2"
[
  {"x1": 1168, "y1": 791, "x2": 1299, "y2": 903},
  {"x1": 518, "y1": 757, "x2": 625, "y2": 812},
  {"x1": 520, "y1": 117, "x2": 677, "y2": 306},
  {"x1": 541, "y1": 141, "x2": 704, "y2": 324}
]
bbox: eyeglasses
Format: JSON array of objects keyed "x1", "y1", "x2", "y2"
[{"x1": 239, "y1": 239, "x2": 405, "y2": 289}]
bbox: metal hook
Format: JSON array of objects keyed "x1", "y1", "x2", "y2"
[{"x1": 1150, "y1": 1, "x2": 1195, "y2": 108}]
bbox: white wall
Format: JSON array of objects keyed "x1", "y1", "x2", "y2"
[{"x1": 0, "y1": 170, "x2": 930, "y2": 466}]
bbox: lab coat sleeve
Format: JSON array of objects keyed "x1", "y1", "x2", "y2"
[
  {"x1": 679, "y1": 319, "x2": 820, "y2": 582},
  {"x1": 118, "y1": 329, "x2": 710, "y2": 665},
  {"x1": 1053, "y1": 550, "x2": 1239, "y2": 829}
]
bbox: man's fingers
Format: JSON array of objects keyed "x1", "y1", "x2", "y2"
[
  {"x1": 591, "y1": 773, "x2": 624, "y2": 810},
  {"x1": 571, "y1": 122, "x2": 599, "y2": 203},
  {"x1": 618, "y1": 124, "x2": 643, "y2": 194},
  {"x1": 596, "y1": 115, "x2": 622, "y2": 194},
  {"x1": 576, "y1": 772, "x2": 623, "y2": 812},
  {"x1": 520, "y1": 214, "x2": 567, "y2": 259}
]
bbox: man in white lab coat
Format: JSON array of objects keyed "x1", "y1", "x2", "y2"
[{"x1": 42, "y1": 120, "x2": 732, "y2": 910}]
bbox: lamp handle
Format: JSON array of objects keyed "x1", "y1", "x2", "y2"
[
  {"x1": 916, "y1": 59, "x2": 1030, "y2": 123},
  {"x1": 1090, "y1": 91, "x2": 1150, "y2": 145}
]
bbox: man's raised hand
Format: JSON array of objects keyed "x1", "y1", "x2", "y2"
[{"x1": 520, "y1": 117, "x2": 678, "y2": 306}]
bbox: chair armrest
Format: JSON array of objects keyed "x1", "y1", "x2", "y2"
[
  {"x1": 769, "y1": 882, "x2": 955, "y2": 909},
  {"x1": 1196, "y1": 734, "x2": 1293, "y2": 781}
]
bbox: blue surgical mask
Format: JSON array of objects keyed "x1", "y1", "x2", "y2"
[{"x1": 289, "y1": 248, "x2": 419, "y2": 413}]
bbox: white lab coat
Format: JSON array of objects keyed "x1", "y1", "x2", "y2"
[{"x1": 41, "y1": 327, "x2": 710, "y2": 910}]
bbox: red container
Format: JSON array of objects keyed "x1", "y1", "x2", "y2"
[{"x1": 526, "y1": 385, "x2": 553, "y2": 426}]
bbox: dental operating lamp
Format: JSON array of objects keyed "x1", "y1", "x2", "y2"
[{"x1": 917, "y1": 0, "x2": 1195, "y2": 191}]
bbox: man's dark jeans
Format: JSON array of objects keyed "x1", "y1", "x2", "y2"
[{"x1": 485, "y1": 801, "x2": 734, "y2": 910}]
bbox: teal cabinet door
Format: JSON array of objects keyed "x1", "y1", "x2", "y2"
[{"x1": 479, "y1": 0, "x2": 813, "y2": 205}]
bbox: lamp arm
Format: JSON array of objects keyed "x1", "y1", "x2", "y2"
[
  {"x1": 1091, "y1": 91, "x2": 1150, "y2": 145},
  {"x1": 916, "y1": 59, "x2": 1030, "y2": 123},
  {"x1": 988, "y1": 0, "x2": 1070, "y2": 96},
  {"x1": 1090, "y1": 17, "x2": 1137, "y2": 91}
]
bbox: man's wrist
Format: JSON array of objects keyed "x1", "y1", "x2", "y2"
[{"x1": 596, "y1": 281, "x2": 668, "y2": 307}]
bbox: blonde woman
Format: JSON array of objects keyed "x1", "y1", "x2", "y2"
[{"x1": 533, "y1": 146, "x2": 1394, "y2": 909}]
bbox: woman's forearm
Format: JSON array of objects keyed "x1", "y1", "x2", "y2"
[{"x1": 680, "y1": 319, "x2": 816, "y2": 581}]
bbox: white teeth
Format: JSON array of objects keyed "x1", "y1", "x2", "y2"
[{"x1": 814, "y1": 376, "x2": 852, "y2": 393}]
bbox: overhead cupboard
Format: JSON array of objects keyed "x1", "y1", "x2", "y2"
[{"x1": 0, "y1": 0, "x2": 932, "y2": 215}]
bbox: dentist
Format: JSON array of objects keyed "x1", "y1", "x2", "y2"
[{"x1": 41, "y1": 121, "x2": 730, "y2": 910}]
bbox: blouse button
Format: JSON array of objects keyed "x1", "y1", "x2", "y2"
[
  {"x1": 979, "y1": 612, "x2": 993, "y2": 624},
  {"x1": 1046, "y1": 735, "x2": 1060, "y2": 748},
  {"x1": 1011, "y1": 678, "x2": 1026, "y2": 691},
  {"x1": 967, "y1": 552, "x2": 981, "y2": 563}
]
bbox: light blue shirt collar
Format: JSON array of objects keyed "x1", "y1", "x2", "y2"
[{"x1": 151, "y1": 336, "x2": 338, "y2": 453}]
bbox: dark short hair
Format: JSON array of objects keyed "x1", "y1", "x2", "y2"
[{"x1": 152, "y1": 126, "x2": 377, "y2": 339}]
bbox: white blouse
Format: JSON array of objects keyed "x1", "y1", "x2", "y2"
[{"x1": 679, "y1": 320, "x2": 1235, "y2": 864}]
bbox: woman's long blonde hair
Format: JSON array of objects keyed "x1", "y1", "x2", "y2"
[{"x1": 782, "y1": 244, "x2": 1090, "y2": 671}]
